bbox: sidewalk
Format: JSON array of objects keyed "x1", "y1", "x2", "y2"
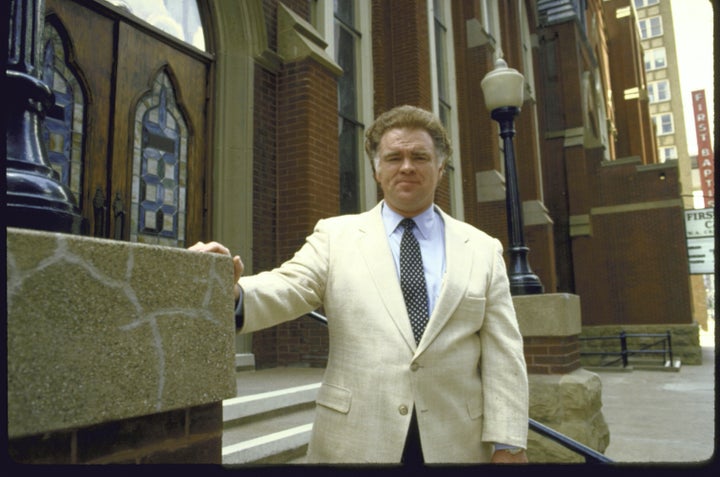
[{"x1": 597, "y1": 319, "x2": 716, "y2": 464}]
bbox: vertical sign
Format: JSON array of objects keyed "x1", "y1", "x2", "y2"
[{"x1": 691, "y1": 90, "x2": 714, "y2": 207}]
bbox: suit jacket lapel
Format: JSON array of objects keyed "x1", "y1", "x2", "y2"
[
  {"x1": 416, "y1": 209, "x2": 472, "y2": 356},
  {"x1": 357, "y1": 203, "x2": 417, "y2": 350}
]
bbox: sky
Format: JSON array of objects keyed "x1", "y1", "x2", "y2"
[{"x1": 670, "y1": 0, "x2": 715, "y2": 156}]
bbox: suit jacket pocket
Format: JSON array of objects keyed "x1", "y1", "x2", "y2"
[
  {"x1": 466, "y1": 393, "x2": 484, "y2": 420},
  {"x1": 316, "y1": 382, "x2": 352, "y2": 414}
]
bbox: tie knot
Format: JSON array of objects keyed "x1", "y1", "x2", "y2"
[{"x1": 400, "y1": 218, "x2": 416, "y2": 231}]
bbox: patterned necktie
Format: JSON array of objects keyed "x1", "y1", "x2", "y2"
[{"x1": 399, "y1": 218, "x2": 429, "y2": 344}]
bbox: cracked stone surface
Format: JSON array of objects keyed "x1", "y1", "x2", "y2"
[{"x1": 7, "y1": 228, "x2": 236, "y2": 438}]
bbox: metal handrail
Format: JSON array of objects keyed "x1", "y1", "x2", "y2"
[
  {"x1": 580, "y1": 331, "x2": 674, "y2": 368},
  {"x1": 305, "y1": 310, "x2": 613, "y2": 463}
]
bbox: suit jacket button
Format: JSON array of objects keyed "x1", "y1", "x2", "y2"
[
  {"x1": 410, "y1": 362, "x2": 420, "y2": 372},
  {"x1": 398, "y1": 405, "x2": 409, "y2": 415}
]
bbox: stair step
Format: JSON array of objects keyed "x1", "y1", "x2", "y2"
[
  {"x1": 222, "y1": 408, "x2": 315, "y2": 464},
  {"x1": 223, "y1": 382, "x2": 321, "y2": 422},
  {"x1": 222, "y1": 381, "x2": 321, "y2": 464},
  {"x1": 223, "y1": 423, "x2": 313, "y2": 464}
]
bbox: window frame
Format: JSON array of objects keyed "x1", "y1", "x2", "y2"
[
  {"x1": 648, "y1": 79, "x2": 671, "y2": 103},
  {"x1": 644, "y1": 47, "x2": 667, "y2": 71},
  {"x1": 658, "y1": 145, "x2": 678, "y2": 162},
  {"x1": 639, "y1": 16, "x2": 663, "y2": 39},
  {"x1": 634, "y1": 0, "x2": 660, "y2": 9},
  {"x1": 313, "y1": 0, "x2": 376, "y2": 212},
  {"x1": 652, "y1": 112, "x2": 675, "y2": 136}
]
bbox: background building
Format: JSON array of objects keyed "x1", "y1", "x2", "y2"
[
  {"x1": 31, "y1": 0, "x2": 708, "y2": 368},
  {"x1": 633, "y1": 0, "x2": 710, "y2": 331}
]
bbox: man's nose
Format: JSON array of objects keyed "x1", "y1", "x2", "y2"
[{"x1": 399, "y1": 156, "x2": 414, "y2": 171}]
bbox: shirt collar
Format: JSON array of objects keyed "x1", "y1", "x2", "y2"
[{"x1": 381, "y1": 202, "x2": 436, "y2": 240}]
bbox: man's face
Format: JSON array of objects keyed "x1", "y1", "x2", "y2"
[{"x1": 374, "y1": 127, "x2": 445, "y2": 217}]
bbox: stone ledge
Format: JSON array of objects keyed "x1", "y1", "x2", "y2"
[
  {"x1": 7, "y1": 228, "x2": 237, "y2": 438},
  {"x1": 514, "y1": 293, "x2": 582, "y2": 337}
]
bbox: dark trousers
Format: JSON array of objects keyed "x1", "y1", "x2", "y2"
[{"x1": 401, "y1": 410, "x2": 424, "y2": 466}]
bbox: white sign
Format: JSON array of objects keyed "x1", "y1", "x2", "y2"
[
  {"x1": 687, "y1": 237, "x2": 715, "y2": 275},
  {"x1": 684, "y1": 208, "x2": 714, "y2": 238},
  {"x1": 685, "y1": 208, "x2": 714, "y2": 274}
]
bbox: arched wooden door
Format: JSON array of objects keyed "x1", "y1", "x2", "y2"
[{"x1": 43, "y1": 0, "x2": 212, "y2": 247}]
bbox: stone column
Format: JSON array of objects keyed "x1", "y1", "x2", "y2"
[{"x1": 515, "y1": 293, "x2": 610, "y2": 462}]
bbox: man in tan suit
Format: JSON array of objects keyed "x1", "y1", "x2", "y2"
[{"x1": 191, "y1": 105, "x2": 528, "y2": 464}]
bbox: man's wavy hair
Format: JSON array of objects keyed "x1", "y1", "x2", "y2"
[{"x1": 364, "y1": 105, "x2": 452, "y2": 174}]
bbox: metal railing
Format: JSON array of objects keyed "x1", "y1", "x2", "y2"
[
  {"x1": 306, "y1": 311, "x2": 613, "y2": 463},
  {"x1": 580, "y1": 330, "x2": 674, "y2": 368}
]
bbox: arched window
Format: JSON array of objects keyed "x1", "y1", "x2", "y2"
[
  {"x1": 41, "y1": 21, "x2": 86, "y2": 209},
  {"x1": 131, "y1": 70, "x2": 189, "y2": 247}
]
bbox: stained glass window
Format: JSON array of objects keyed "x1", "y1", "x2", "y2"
[
  {"x1": 131, "y1": 71, "x2": 188, "y2": 247},
  {"x1": 41, "y1": 22, "x2": 85, "y2": 207}
]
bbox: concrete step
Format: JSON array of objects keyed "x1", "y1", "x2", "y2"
[{"x1": 222, "y1": 381, "x2": 321, "y2": 464}]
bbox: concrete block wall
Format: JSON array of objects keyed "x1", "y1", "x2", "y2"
[{"x1": 6, "y1": 228, "x2": 237, "y2": 463}]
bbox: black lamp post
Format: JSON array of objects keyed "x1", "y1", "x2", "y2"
[
  {"x1": 481, "y1": 58, "x2": 543, "y2": 295},
  {"x1": 6, "y1": 0, "x2": 82, "y2": 234}
]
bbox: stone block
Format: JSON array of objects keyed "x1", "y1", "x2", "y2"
[{"x1": 7, "y1": 228, "x2": 237, "y2": 438}]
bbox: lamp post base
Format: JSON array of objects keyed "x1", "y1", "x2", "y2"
[
  {"x1": 510, "y1": 275, "x2": 545, "y2": 296},
  {"x1": 508, "y1": 242, "x2": 544, "y2": 296}
]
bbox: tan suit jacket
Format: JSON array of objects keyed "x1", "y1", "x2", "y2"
[{"x1": 239, "y1": 202, "x2": 528, "y2": 463}]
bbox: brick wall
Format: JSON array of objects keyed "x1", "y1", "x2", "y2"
[
  {"x1": 524, "y1": 336, "x2": 581, "y2": 375},
  {"x1": 251, "y1": 0, "x2": 340, "y2": 367},
  {"x1": 9, "y1": 403, "x2": 223, "y2": 464}
]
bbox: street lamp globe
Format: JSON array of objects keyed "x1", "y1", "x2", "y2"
[{"x1": 481, "y1": 58, "x2": 525, "y2": 111}]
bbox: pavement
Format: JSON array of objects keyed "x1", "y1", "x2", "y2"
[
  {"x1": 598, "y1": 319, "x2": 716, "y2": 465},
  {"x1": 234, "y1": 318, "x2": 716, "y2": 466}
]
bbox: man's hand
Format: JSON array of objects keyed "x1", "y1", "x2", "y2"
[
  {"x1": 189, "y1": 241, "x2": 244, "y2": 301},
  {"x1": 491, "y1": 448, "x2": 528, "y2": 464}
]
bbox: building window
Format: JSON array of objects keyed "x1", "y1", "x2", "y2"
[
  {"x1": 634, "y1": 0, "x2": 660, "y2": 8},
  {"x1": 648, "y1": 80, "x2": 671, "y2": 103},
  {"x1": 131, "y1": 70, "x2": 188, "y2": 247},
  {"x1": 659, "y1": 146, "x2": 678, "y2": 162},
  {"x1": 639, "y1": 16, "x2": 663, "y2": 39},
  {"x1": 334, "y1": 0, "x2": 364, "y2": 214},
  {"x1": 103, "y1": 0, "x2": 205, "y2": 50},
  {"x1": 314, "y1": 0, "x2": 375, "y2": 211},
  {"x1": 432, "y1": 0, "x2": 451, "y2": 127},
  {"x1": 644, "y1": 47, "x2": 667, "y2": 71},
  {"x1": 652, "y1": 113, "x2": 674, "y2": 136},
  {"x1": 428, "y1": 0, "x2": 464, "y2": 218},
  {"x1": 41, "y1": 21, "x2": 85, "y2": 207}
]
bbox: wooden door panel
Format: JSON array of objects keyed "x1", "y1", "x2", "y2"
[{"x1": 111, "y1": 22, "x2": 208, "y2": 246}]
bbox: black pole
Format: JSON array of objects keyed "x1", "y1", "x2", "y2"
[
  {"x1": 491, "y1": 106, "x2": 543, "y2": 295},
  {"x1": 6, "y1": 0, "x2": 82, "y2": 234}
]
